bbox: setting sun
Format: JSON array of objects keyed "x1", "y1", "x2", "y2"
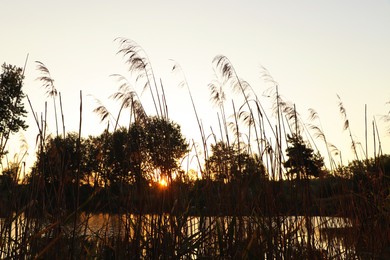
[{"x1": 158, "y1": 178, "x2": 168, "y2": 188}]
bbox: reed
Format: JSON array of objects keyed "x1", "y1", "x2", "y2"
[{"x1": 0, "y1": 41, "x2": 389, "y2": 259}]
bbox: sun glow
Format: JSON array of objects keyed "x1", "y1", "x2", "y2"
[{"x1": 158, "y1": 178, "x2": 168, "y2": 188}]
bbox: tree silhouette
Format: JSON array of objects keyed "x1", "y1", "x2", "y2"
[
  {"x1": 32, "y1": 133, "x2": 87, "y2": 185},
  {"x1": 283, "y1": 134, "x2": 324, "y2": 180},
  {"x1": 83, "y1": 117, "x2": 187, "y2": 187},
  {"x1": 30, "y1": 133, "x2": 88, "y2": 212},
  {"x1": 143, "y1": 116, "x2": 188, "y2": 183},
  {"x1": 206, "y1": 141, "x2": 266, "y2": 182},
  {"x1": 102, "y1": 126, "x2": 146, "y2": 187},
  {"x1": 0, "y1": 63, "x2": 28, "y2": 160}
]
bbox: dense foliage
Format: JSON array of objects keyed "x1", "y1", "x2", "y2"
[
  {"x1": 205, "y1": 141, "x2": 266, "y2": 182},
  {"x1": 31, "y1": 117, "x2": 188, "y2": 189},
  {"x1": 283, "y1": 134, "x2": 325, "y2": 179},
  {"x1": 0, "y1": 63, "x2": 28, "y2": 159}
]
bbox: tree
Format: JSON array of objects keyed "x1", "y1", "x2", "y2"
[
  {"x1": 0, "y1": 162, "x2": 20, "y2": 189},
  {"x1": 32, "y1": 133, "x2": 87, "y2": 185},
  {"x1": 102, "y1": 126, "x2": 146, "y2": 186},
  {"x1": 30, "y1": 133, "x2": 88, "y2": 212},
  {"x1": 344, "y1": 154, "x2": 390, "y2": 191},
  {"x1": 87, "y1": 117, "x2": 188, "y2": 187},
  {"x1": 206, "y1": 141, "x2": 266, "y2": 182},
  {"x1": 0, "y1": 63, "x2": 28, "y2": 160},
  {"x1": 206, "y1": 142, "x2": 233, "y2": 182},
  {"x1": 283, "y1": 134, "x2": 324, "y2": 179},
  {"x1": 143, "y1": 117, "x2": 188, "y2": 183}
]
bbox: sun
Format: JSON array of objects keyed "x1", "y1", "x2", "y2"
[{"x1": 158, "y1": 178, "x2": 168, "y2": 188}]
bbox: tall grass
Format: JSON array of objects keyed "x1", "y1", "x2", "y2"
[{"x1": 0, "y1": 40, "x2": 389, "y2": 259}]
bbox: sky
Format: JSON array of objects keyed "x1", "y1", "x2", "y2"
[{"x1": 1, "y1": 0, "x2": 390, "y2": 172}]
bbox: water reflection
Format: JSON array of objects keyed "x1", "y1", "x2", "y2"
[
  {"x1": 1, "y1": 213, "x2": 356, "y2": 258},
  {"x1": 78, "y1": 213, "x2": 354, "y2": 258}
]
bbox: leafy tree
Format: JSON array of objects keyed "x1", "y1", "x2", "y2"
[
  {"x1": 143, "y1": 117, "x2": 188, "y2": 183},
  {"x1": 83, "y1": 133, "x2": 120, "y2": 187},
  {"x1": 0, "y1": 162, "x2": 20, "y2": 188},
  {"x1": 102, "y1": 126, "x2": 146, "y2": 186},
  {"x1": 82, "y1": 134, "x2": 103, "y2": 186},
  {"x1": 30, "y1": 133, "x2": 88, "y2": 212},
  {"x1": 31, "y1": 133, "x2": 86, "y2": 185},
  {"x1": 206, "y1": 142, "x2": 233, "y2": 181},
  {"x1": 283, "y1": 134, "x2": 324, "y2": 179},
  {"x1": 86, "y1": 117, "x2": 187, "y2": 187},
  {"x1": 126, "y1": 123, "x2": 146, "y2": 184},
  {"x1": 107, "y1": 128, "x2": 132, "y2": 185},
  {"x1": 0, "y1": 63, "x2": 28, "y2": 160},
  {"x1": 206, "y1": 141, "x2": 266, "y2": 182},
  {"x1": 31, "y1": 116, "x2": 188, "y2": 190},
  {"x1": 82, "y1": 131, "x2": 112, "y2": 187},
  {"x1": 344, "y1": 154, "x2": 390, "y2": 190}
]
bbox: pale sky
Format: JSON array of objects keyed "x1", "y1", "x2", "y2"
[{"x1": 1, "y1": 0, "x2": 390, "y2": 171}]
